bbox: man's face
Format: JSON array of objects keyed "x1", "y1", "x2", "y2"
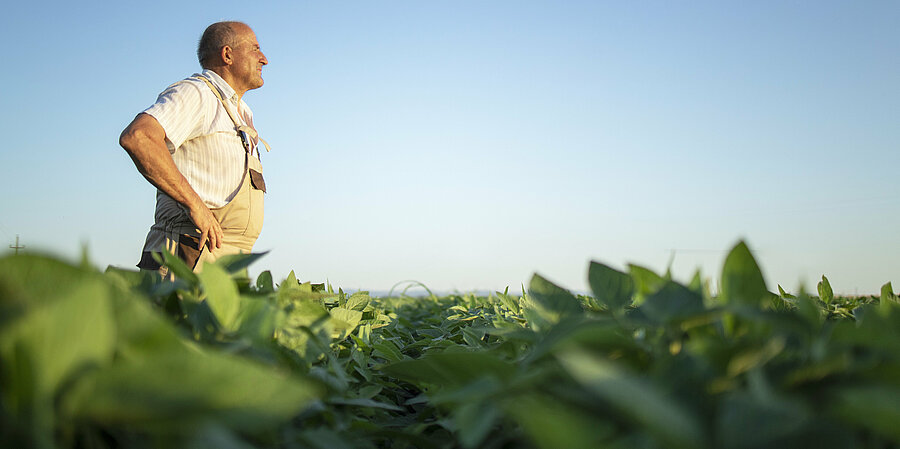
[{"x1": 229, "y1": 25, "x2": 268, "y2": 92}]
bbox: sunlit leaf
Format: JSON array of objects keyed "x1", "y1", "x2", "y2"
[
  {"x1": 199, "y1": 263, "x2": 242, "y2": 332},
  {"x1": 721, "y1": 241, "x2": 769, "y2": 307},
  {"x1": 588, "y1": 261, "x2": 634, "y2": 314}
]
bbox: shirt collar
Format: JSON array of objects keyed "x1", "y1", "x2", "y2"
[{"x1": 198, "y1": 69, "x2": 239, "y2": 104}]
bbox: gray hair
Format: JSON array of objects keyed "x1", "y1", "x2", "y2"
[{"x1": 197, "y1": 21, "x2": 245, "y2": 68}]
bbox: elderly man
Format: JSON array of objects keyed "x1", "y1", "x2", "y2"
[{"x1": 120, "y1": 21, "x2": 270, "y2": 273}]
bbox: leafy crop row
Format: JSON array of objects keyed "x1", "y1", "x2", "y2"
[{"x1": 1, "y1": 242, "x2": 899, "y2": 448}]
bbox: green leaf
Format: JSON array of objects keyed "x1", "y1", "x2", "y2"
[
  {"x1": 721, "y1": 241, "x2": 769, "y2": 307},
  {"x1": 817, "y1": 276, "x2": 834, "y2": 305},
  {"x1": 830, "y1": 386, "x2": 900, "y2": 442},
  {"x1": 373, "y1": 340, "x2": 405, "y2": 363},
  {"x1": 357, "y1": 384, "x2": 382, "y2": 399},
  {"x1": 0, "y1": 258, "x2": 117, "y2": 442},
  {"x1": 453, "y1": 400, "x2": 500, "y2": 449},
  {"x1": 640, "y1": 281, "x2": 706, "y2": 324},
  {"x1": 523, "y1": 318, "x2": 635, "y2": 365},
  {"x1": 345, "y1": 293, "x2": 370, "y2": 312},
  {"x1": 881, "y1": 282, "x2": 897, "y2": 315},
  {"x1": 198, "y1": 263, "x2": 242, "y2": 332},
  {"x1": 716, "y1": 392, "x2": 820, "y2": 449},
  {"x1": 688, "y1": 269, "x2": 704, "y2": 294},
  {"x1": 380, "y1": 351, "x2": 514, "y2": 386},
  {"x1": 497, "y1": 290, "x2": 520, "y2": 314},
  {"x1": 505, "y1": 393, "x2": 612, "y2": 449},
  {"x1": 63, "y1": 348, "x2": 321, "y2": 433},
  {"x1": 159, "y1": 249, "x2": 199, "y2": 285},
  {"x1": 556, "y1": 349, "x2": 705, "y2": 449},
  {"x1": 329, "y1": 307, "x2": 363, "y2": 339},
  {"x1": 296, "y1": 429, "x2": 355, "y2": 449},
  {"x1": 216, "y1": 251, "x2": 268, "y2": 274},
  {"x1": 256, "y1": 270, "x2": 274, "y2": 294},
  {"x1": 777, "y1": 284, "x2": 797, "y2": 299},
  {"x1": 587, "y1": 261, "x2": 634, "y2": 313},
  {"x1": 235, "y1": 297, "x2": 280, "y2": 343},
  {"x1": 328, "y1": 397, "x2": 403, "y2": 411},
  {"x1": 524, "y1": 274, "x2": 582, "y2": 332},
  {"x1": 629, "y1": 264, "x2": 666, "y2": 303},
  {"x1": 282, "y1": 271, "x2": 300, "y2": 290}
]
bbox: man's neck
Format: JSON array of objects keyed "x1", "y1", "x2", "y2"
[{"x1": 207, "y1": 67, "x2": 246, "y2": 100}]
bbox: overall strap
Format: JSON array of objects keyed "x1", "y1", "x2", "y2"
[{"x1": 192, "y1": 76, "x2": 272, "y2": 155}]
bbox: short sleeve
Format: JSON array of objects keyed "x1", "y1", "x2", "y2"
[{"x1": 142, "y1": 81, "x2": 208, "y2": 151}]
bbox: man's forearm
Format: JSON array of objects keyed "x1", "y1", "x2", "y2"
[{"x1": 120, "y1": 113, "x2": 223, "y2": 249}]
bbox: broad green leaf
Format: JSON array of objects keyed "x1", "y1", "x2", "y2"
[
  {"x1": 640, "y1": 281, "x2": 706, "y2": 324},
  {"x1": 715, "y1": 392, "x2": 831, "y2": 449},
  {"x1": 0, "y1": 266, "x2": 116, "y2": 443},
  {"x1": 524, "y1": 318, "x2": 634, "y2": 364},
  {"x1": 794, "y1": 293, "x2": 824, "y2": 327},
  {"x1": 256, "y1": 270, "x2": 274, "y2": 294},
  {"x1": 199, "y1": 263, "x2": 242, "y2": 332},
  {"x1": 235, "y1": 297, "x2": 280, "y2": 343},
  {"x1": 830, "y1": 386, "x2": 900, "y2": 442},
  {"x1": 429, "y1": 377, "x2": 503, "y2": 406},
  {"x1": 556, "y1": 349, "x2": 705, "y2": 449},
  {"x1": 818, "y1": 276, "x2": 834, "y2": 304},
  {"x1": 505, "y1": 393, "x2": 612, "y2": 449},
  {"x1": 63, "y1": 348, "x2": 320, "y2": 433},
  {"x1": 629, "y1": 264, "x2": 665, "y2": 303},
  {"x1": 587, "y1": 261, "x2": 634, "y2": 313},
  {"x1": 0, "y1": 254, "x2": 106, "y2": 309},
  {"x1": 345, "y1": 293, "x2": 370, "y2": 312},
  {"x1": 357, "y1": 384, "x2": 382, "y2": 399},
  {"x1": 721, "y1": 241, "x2": 769, "y2": 307},
  {"x1": 216, "y1": 251, "x2": 268, "y2": 274},
  {"x1": 103, "y1": 265, "x2": 147, "y2": 290},
  {"x1": 453, "y1": 400, "x2": 500, "y2": 449},
  {"x1": 279, "y1": 270, "x2": 300, "y2": 292},
  {"x1": 380, "y1": 351, "x2": 514, "y2": 386},
  {"x1": 110, "y1": 284, "x2": 197, "y2": 359},
  {"x1": 329, "y1": 307, "x2": 363, "y2": 339},
  {"x1": 373, "y1": 340, "x2": 405, "y2": 363},
  {"x1": 524, "y1": 274, "x2": 582, "y2": 332}
]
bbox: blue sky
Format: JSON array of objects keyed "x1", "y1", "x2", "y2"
[{"x1": 1, "y1": 1, "x2": 897, "y2": 295}]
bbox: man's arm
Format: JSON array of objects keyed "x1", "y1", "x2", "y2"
[{"x1": 119, "y1": 113, "x2": 223, "y2": 251}]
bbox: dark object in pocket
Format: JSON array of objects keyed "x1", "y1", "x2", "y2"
[
  {"x1": 137, "y1": 251, "x2": 161, "y2": 270},
  {"x1": 249, "y1": 169, "x2": 266, "y2": 193},
  {"x1": 136, "y1": 235, "x2": 202, "y2": 271},
  {"x1": 178, "y1": 234, "x2": 202, "y2": 270}
]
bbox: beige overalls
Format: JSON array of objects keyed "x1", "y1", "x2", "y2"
[{"x1": 137, "y1": 76, "x2": 269, "y2": 275}]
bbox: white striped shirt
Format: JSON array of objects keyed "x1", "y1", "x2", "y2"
[{"x1": 143, "y1": 69, "x2": 260, "y2": 208}]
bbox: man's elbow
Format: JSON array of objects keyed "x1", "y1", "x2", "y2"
[
  {"x1": 119, "y1": 114, "x2": 156, "y2": 156},
  {"x1": 119, "y1": 127, "x2": 137, "y2": 154}
]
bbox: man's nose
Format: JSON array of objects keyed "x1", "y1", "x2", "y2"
[{"x1": 260, "y1": 52, "x2": 268, "y2": 65}]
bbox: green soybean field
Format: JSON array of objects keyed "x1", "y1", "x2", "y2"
[{"x1": 2, "y1": 241, "x2": 899, "y2": 449}]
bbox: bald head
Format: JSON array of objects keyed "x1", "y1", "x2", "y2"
[{"x1": 197, "y1": 21, "x2": 250, "y2": 69}]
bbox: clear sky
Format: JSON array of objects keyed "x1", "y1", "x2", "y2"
[{"x1": 1, "y1": 1, "x2": 897, "y2": 295}]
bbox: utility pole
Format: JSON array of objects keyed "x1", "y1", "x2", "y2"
[{"x1": 9, "y1": 235, "x2": 25, "y2": 255}]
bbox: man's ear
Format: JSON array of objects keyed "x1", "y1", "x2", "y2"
[{"x1": 220, "y1": 45, "x2": 233, "y2": 65}]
